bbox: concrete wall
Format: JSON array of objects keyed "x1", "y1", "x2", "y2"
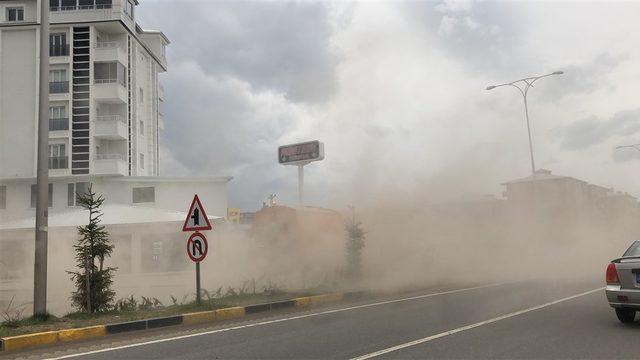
[
  {"x1": 0, "y1": 0, "x2": 37, "y2": 24},
  {"x1": 0, "y1": 27, "x2": 38, "y2": 179}
]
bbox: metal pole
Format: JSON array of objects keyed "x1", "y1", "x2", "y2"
[
  {"x1": 522, "y1": 94, "x2": 536, "y2": 176},
  {"x1": 298, "y1": 164, "x2": 304, "y2": 207},
  {"x1": 34, "y1": 0, "x2": 50, "y2": 316},
  {"x1": 196, "y1": 262, "x2": 201, "y2": 305}
]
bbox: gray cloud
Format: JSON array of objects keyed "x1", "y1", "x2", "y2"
[
  {"x1": 554, "y1": 109, "x2": 640, "y2": 150},
  {"x1": 534, "y1": 53, "x2": 626, "y2": 102},
  {"x1": 140, "y1": 1, "x2": 337, "y2": 103},
  {"x1": 136, "y1": 1, "x2": 640, "y2": 209}
]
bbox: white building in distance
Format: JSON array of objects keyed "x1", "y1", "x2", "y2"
[{"x1": 0, "y1": 0, "x2": 231, "y2": 314}]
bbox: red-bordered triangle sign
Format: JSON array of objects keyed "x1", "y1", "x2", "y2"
[{"x1": 182, "y1": 194, "x2": 213, "y2": 232}]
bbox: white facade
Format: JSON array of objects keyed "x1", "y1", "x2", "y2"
[
  {"x1": 0, "y1": 0, "x2": 168, "y2": 180},
  {"x1": 0, "y1": 1, "x2": 233, "y2": 314}
]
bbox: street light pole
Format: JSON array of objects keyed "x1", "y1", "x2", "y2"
[
  {"x1": 487, "y1": 71, "x2": 563, "y2": 177},
  {"x1": 34, "y1": 0, "x2": 50, "y2": 316}
]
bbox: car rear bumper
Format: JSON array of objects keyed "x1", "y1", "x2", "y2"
[{"x1": 606, "y1": 285, "x2": 640, "y2": 308}]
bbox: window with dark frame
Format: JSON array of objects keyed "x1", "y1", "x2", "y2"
[
  {"x1": 67, "y1": 182, "x2": 89, "y2": 206},
  {"x1": 132, "y1": 187, "x2": 154, "y2": 203},
  {"x1": 31, "y1": 184, "x2": 54, "y2": 208},
  {"x1": 7, "y1": 7, "x2": 24, "y2": 22},
  {"x1": 50, "y1": 33, "x2": 68, "y2": 56}
]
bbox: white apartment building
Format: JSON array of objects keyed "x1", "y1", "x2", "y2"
[
  {"x1": 0, "y1": 0, "x2": 232, "y2": 314},
  {"x1": 1, "y1": 0, "x2": 166, "y2": 181}
]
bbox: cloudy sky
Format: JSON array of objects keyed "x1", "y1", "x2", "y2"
[{"x1": 137, "y1": 0, "x2": 640, "y2": 212}]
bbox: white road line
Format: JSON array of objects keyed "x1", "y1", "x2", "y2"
[
  {"x1": 46, "y1": 282, "x2": 508, "y2": 359},
  {"x1": 350, "y1": 287, "x2": 604, "y2": 360}
]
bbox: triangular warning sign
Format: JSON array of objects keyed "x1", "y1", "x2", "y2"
[{"x1": 183, "y1": 194, "x2": 213, "y2": 232}]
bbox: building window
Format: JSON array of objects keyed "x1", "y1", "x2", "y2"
[
  {"x1": 50, "y1": 33, "x2": 68, "y2": 56},
  {"x1": 139, "y1": 120, "x2": 144, "y2": 135},
  {"x1": 68, "y1": 182, "x2": 89, "y2": 206},
  {"x1": 49, "y1": 106, "x2": 68, "y2": 131},
  {"x1": 6, "y1": 7, "x2": 24, "y2": 22},
  {"x1": 31, "y1": 184, "x2": 54, "y2": 208},
  {"x1": 94, "y1": 62, "x2": 127, "y2": 86},
  {"x1": 0, "y1": 186, "x2": 6, "y2": 209},
  {"x1": 139, "y1": 88, "x2": 144, "y2": 103},
  {"x1": 132, "y1": 187, "x2": 154, "y2": 203},
  {"x1": 139, "y1": 153, "x2": 145, "y2": 169},
  {"x1": 49, "y1": 69, "x2": 69, "y2": 93},
  {"x1": 49, "y1": 144, "x2": 68, "y2": 169}
]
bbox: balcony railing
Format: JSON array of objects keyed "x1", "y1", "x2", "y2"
[
  {"x1": 50, "y1": 4, "x2": 112, "y2": 12},
  {"x1": 49, "y1": 156, "x2": 68, "y2": 169},
  {"x1": 49, "y1": 81, "x2": 69, "y2": 94},
  {"x1": 96, "y1": 153, "x2": 125, "y2": 161},
  {"x1": 95, "y1": 78, "x2": 126, "y2": 87},
  {"x1": 49, "y1": 118, "x2": 69, "y2": 131},
  {"x1": 50, "y1": 44, "x2": 69, "y2": 57},
  {"x1": 96, "y1": 115, "x2": 125, "y2": 123}
]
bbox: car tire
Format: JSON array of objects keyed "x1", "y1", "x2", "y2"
[{"x1": 615, "y1": 308, "x2": 636, "y2": 323}]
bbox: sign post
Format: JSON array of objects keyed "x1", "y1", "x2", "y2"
[
  {"x1": 183, "y1": 195, "x2": 212, "y2": 305},
  {"x1": 278, "y1": 140, "x2": 324, "y2": 207}
]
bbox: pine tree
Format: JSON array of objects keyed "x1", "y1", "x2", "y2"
[
  {"x1": 345, "y1": 217, "x2": 366, "y2": 282},
  {"x1": 68, "y1": 184, "x2": 116, "y2": 312}
]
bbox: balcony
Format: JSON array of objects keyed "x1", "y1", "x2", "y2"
[
  {"x1": 94, "y1": 154, "x2": 127, "y2": 176},
  {"x1": 50, "y1": 4, "x2": 118, "y2": 24},
  {"x1": 95, "y1": 115, "x2": 127, "y2": 140},
  {"x1": 95, "y1": 41, "x2": 127, "y2": 64},
  {"x1": 50, "y1": 81, "x2": 69, "y2": 94},
  {"x1": 50, "y1": 44, "x2": 69, "y2": 57},
  {"x1": 49, "y1": 118, "x2": 69, "y2": 131},
  {"x1": 93, "y1": 80, "x2": 127, "y2": 104},
  {"x1": 49, "y1": 156, "x2": 68, "y2": 170}
]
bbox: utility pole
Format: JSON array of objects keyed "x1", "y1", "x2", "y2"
[
  {"x1": 34, "y1": 0, "x2": 50, "y2": 316},
  {"x1": 297, "y1": 164, "x2": 305, "y2": 206}
]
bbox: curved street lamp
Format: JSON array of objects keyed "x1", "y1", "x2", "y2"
[
  {"x1": 616, "y1": 144, "x2": 640, "y2": 152},
  {"x1": 486, "y1": 71, "x2": 564, "y2": 177}
]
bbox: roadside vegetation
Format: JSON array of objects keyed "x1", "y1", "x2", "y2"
[
  {"x1": 0, "y1": 286, "x2": 318, "y2": 338},
  {"x1": 345, "y1": 209, "x2": 366, "y2": 284},
  {"x1": 68, "y1": 185, "x2": 117, "y2": 313}
]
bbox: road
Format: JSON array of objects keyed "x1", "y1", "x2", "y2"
[{"x1": 6, "y1": 279, "x2": 640, "y2": 359}]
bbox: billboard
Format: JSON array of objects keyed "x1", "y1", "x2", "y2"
[{"x1": 278, "y1": 140, "x2": 324, "y2": 165}]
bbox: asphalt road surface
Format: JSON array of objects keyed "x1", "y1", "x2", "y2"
[{"x1": 7, "y1": 279, "x2": 639, "y2": 360}]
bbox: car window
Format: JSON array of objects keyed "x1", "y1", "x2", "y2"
[{"x1": 623, "y1": 241, "x2": 640, "y2": 257}]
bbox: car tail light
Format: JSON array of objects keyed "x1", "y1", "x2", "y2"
[{"x1": 606, "y1": 263, "x2": 619, "y2": 284}]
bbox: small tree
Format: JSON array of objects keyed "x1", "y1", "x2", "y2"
[
  {"x1": 345, "y1": 216, "x2": 366, "y2": 283},
  {"x1": 68, "y1": 185, "x2": 116, "y2": 312}
]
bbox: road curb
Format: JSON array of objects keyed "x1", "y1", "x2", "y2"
[{"x1": 0, "y1": 292, "x2": 351, "y2": 354}]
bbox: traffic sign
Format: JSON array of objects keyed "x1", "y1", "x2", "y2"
[
  {"x1": 186, "y1": 232, "x2": 208, "y2": 263},
  {"x1": 183, "y1": 194, "x2": 212, "y2": 232}
]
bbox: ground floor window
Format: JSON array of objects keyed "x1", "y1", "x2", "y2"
[
  {"x1": 132, "y1": 187, "x2": 155, "y2": 203},
  {"x1": 30, "y1": 184, "x2": 53, "y2": 208},
  {"x1": 67, "y1": 182, "x2": 90, "y2": 206}
]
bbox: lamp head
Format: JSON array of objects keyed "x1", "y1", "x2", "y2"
[
  {"x1": 552, "y1": 71, "x2": 564, "y2": 75},
  {"x1": 486, "y1": 85, "x2": 496, "y2": 90}
]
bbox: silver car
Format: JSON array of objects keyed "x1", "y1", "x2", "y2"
[{"x1": 606, "y1": 240, "x2": 640, "y2": 323}]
